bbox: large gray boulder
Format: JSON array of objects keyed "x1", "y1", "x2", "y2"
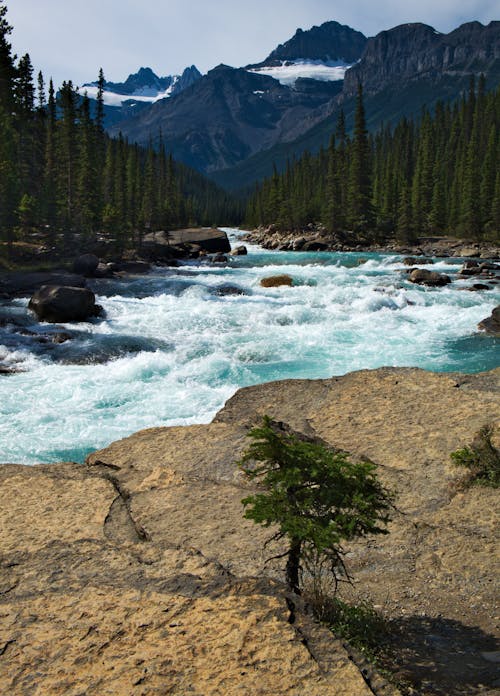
[{"x1": 29, "y1": 285, "x2": 103, "y2": 323}]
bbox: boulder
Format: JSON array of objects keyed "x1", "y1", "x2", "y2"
[
  {"x1": 466, "y1": 283, "x2": 491, "y2": 292},
  {"x1": 260, "y1": 274, "x2": 293, "y2": 288},
  {"x1": 29, "y1": 285, "x2": 103, "y2": 323},
  {"x1": 302, "y1": 239, "x2": 328, "y2": 251},
  {"x1": 230, "y1": 245, "x2": 248, "y2": 256},
  {"x1": 212, "y1": 284, "x2": 247, "y2": 296},
  {"x1": 402, "y1": 256, "x2": 433, "y2": 266},
  {"x1": 478, "y1": 306, "x2": 500, "y2": 336},
  {"x1": 456, "y1": 247, "x2": 480, "y2": 258},
  {"x1": 210, "y1": 254, "x2": 228, "y2": 263},
  {"x1": 408, "y1": 269, "x2": 451, "y2": 287},
  {"x1": 114, "y1": 260, "x2": 151, "y2": 274},
  {"x1": 166, "y1": 228, "x2": 231, "y2": 254},
  {"x1": 292, "y1": 237, "x2": 306, "y2": 250},
  {"x1": 73, "y1": 253, "x2": 99, "y2": 277}
]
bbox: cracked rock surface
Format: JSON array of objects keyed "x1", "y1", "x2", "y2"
[{"x1": 1, "y1": 367, "x2": 499, "y2": 695}]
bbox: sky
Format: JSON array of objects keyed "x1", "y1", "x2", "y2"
[{"x1": 7, "y1": 0, "x2": 500, "y2": 89}]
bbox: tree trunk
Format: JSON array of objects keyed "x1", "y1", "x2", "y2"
[{"x1": 286, "y1": 538, "x2": 301, "y2": 595}]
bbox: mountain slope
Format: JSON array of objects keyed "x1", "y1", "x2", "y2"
[{"x1": 108, "y1": 64, "x2": 342, "y2": 173}]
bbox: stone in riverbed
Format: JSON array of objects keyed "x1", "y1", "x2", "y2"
[
  {"x1": 212, "y1": 284, "x2": 247, "y2": 296},
  {"x1": 29, "y1": 285, "x2": 103, "y2": 323},
  {"x1": 72, "y1": 253, "x2": 100, "y2": 277},
  {"x1": 260, "y1": 274, "x2": 293, "y2": 288},
  {"x1": 478, "y1": 306, "x2": 500, "y2": 336},
  {"x1": 408, "y1": 269, "x2": 451, "y2": 287},
  {"x1": 230, "y1": 245, "x2": 248, "y2": 256}
]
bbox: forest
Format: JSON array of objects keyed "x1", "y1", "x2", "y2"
[
  {"x1": 245, "y1": 80, "x2": 500, "y2": 243},
  {"x1": 0, "y1": 3, "x2": 240, "y2": 260}
]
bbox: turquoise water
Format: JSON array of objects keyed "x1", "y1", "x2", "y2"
[{"x1": 1, "y1": 228, "x2": 498, "y2": 465}]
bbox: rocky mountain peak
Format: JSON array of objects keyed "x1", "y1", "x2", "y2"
[
  {"x1": 343, "y1": 20, "x2": 500, "y2": 95},
  {"x1": 249, "y1": 20, "x2": 367, "y2": 68}
]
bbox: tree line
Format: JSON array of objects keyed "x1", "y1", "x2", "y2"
[
  {"x1": 0, "y1": 3, "x2": 241, "y2": 258},
  {"x1": 245, "y1": 79, "x2": 500, "y2": 242}
]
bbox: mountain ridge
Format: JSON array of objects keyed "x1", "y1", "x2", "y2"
[{"x1": 87, "y1": 19, "x2": 499, "y2": 189}]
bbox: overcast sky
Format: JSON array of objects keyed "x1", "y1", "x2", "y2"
[{"x1": 7, "y1": 0, "x2": 499, "y2": 88}]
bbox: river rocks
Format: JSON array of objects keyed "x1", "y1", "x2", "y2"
[
  {"x1": 402, "y1": 256, "x2": 434, "y2": 266},
  {"x1": 478, "y1": 306, "x2": 500, "y2": 336},
  {"x1": 72, "y1": 253, "x2": 100, "y2": 277},
  {"x1": 210, "y1": 253, "x2": 229, "y2": 263},
  {"x1": 166, "y1": 228, "x2": 231, "y2": 254},
  {"x1": 466, "y1": 283, "x2": 491, "y2": 291},
  {"x1": 302, "y1": 239, "x2": 328, "y2": 251},
  {"x1": 230, "y1": 245, "x2": 248, "y2": 255},
  {"x1": 408, "y1": 268, "x2": 451, "y2": 287},
  {"x1": 114, "y1": 260, "x2": 151, "y2": 274},
  {"x1": 212, "y1": 284, "x2": 247, "y2": 296},
  {"x1": 28, "y1": 285, "x2": 103, "y2": 323},
  {"x1": 260, "y1": 274, "x2": 294, "y2": 288}
]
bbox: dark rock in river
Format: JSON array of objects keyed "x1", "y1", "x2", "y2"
[
  {"x1": 467, "y1": 283, "x2": 491, "y2": 292},
  {"x1": 73, "y1": 253, "x2": 100, "y2": 277},
  {"x1": 230, "y1": 245, "x2": 248, "y2": 256},
  {"x1": 29, "y1": 286, "x2": 103, "y2": 323},
  {"x1": 408, "y1": 269, "x2": 451, "y2": 287},
  {"x1": 114, "y1": 260, "x2": 151, "y2": 274},
  {"x1": 210, "y1": 254, "x2": 229, "y2": 264},
  {"x1": 212, "y1": 284, "x2": 247, "y2": 297},
  {"x1": 478, "y1": 306, "x2": 500, "y2": 336},
  {"x1": 302, "y1": 239, "x2": 328, "y2": 251}
]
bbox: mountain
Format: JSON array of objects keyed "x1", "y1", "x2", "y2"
[
  {"x1": 343, "y1": 20, "x2": 500, "y2": 96},
  {"x1": 248, "y1": 20, "x2": 367, "y2": 66},
  {"x1": 97, "y1": 19, "x2": 499, "y2": 190},
  {"x1": 78, "y1": 65, "x2": 202, "y2": 128},
  {"x1": 213, "y1": 20, "x2": 500, "y2": 190},
  {"x1": 106, "y1": 21, "x2": 366, "y2": 170},
  {"x1": 80, "y1": 65, "x2": 201, "y2": 105},
  {"x1": 108, "y1": 64, "x2": 343, "y2": 173}
]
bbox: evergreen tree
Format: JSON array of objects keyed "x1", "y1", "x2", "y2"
[{"x1": 347, "y1": 83, "x2": 373, "y2": 230}]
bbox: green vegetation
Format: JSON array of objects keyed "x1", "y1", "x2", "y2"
[
  {"x1": 0, "y1": 2, "x2": 241, "y2": 260},
  {"x1": 451, "y1": 425, "x2": 500, "y2": 488},
  {"x1": 239, "y1": 416, "x2": 393, "y2": 595},
  {"x1": 246, "y1": 77, "x2": 500, "y2": 242}
]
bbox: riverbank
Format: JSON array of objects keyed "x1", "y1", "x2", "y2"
[
  {"x1": 1, "y1": 367, "x2": 498, "y2": 695},
  {"x1": 243, "y1": 226, "x2": 500, "y2": 259},
  {"x1": 0, "y1": 227, "x2": 231, "y2": 299}
]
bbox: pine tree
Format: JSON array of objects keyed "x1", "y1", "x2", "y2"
[{"x1": 347, "y1": 83, "x2": 373, "y2": 231}]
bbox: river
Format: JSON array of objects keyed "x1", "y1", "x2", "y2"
[{"x1": 1, "y1": 228, "x2": 498, "y2": 464}]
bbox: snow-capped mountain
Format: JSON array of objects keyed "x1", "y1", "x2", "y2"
[{"x1": 79, "y1": 65, "x2": 201, "y2": 107}]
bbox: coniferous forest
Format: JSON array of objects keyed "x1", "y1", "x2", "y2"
[
  {"x1": 246, "y1": 81, "x2": 500, "y2": 243},
  {"x1": 0, "y1": 4, "x2": 240, "y2": 261}
]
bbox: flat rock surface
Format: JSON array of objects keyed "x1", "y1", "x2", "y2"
[{"x1": 2, "y1": 367, "x2": 500, "y2": 694}]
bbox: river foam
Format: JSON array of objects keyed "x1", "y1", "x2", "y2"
[{"x1": 1, "y1": 229, "x2": 498, "y2": 464}]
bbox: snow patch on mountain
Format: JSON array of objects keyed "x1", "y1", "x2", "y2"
[
  {"x1": 247, "y1": 59, "x2": 351, "y2": 86},
  {"x1": 78, "y1": 81, "x2": 180, "y2": 107}
]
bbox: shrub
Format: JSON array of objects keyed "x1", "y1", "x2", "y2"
[{"x1": 451, "y1": 425, "x2": 500, "y2": 488}]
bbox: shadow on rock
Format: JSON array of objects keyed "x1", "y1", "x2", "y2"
[{"x1": 382, "y1": 615, "x2": 499, "y2": 695}]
